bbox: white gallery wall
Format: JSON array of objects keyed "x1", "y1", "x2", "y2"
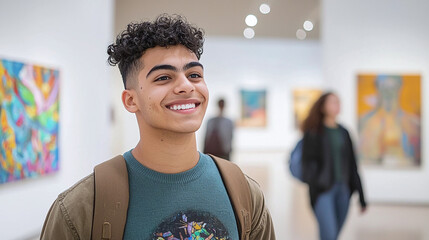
[
  {"x1": 322, "y1": 0, "x2": 429, "y2": 204},
  {"x1": 0, "y1": 0, "x2": 114, "y2": 239},
  {"x1": 199, "y1": 38, "x2": 324, "y2": 152}
]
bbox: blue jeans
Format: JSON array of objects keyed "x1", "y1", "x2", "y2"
[{"x1": 314, "y1": 183, "x2": 350, "y2": 240}]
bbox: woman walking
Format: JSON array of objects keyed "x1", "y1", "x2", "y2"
[{"x1": 301, "y1": 92, "x2": 367, "y2": 240}]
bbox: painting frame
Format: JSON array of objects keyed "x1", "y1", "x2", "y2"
[
  {"x1": 238, "y1": 89, "x2": 267, "y2": 128},
  {"x1": 0, "y1": 58, "x2": 60, "y2": 184},
  {"x1": 357, "y1": 73, "x2": 421, "y2": 168}
]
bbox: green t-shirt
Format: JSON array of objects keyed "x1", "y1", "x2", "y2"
[
  {"x1": 325, "y1": 126, "x2": 344, "y2": 182},
  {"x1": 123, "y1": 150, "x2": 239, "y2": 240}
]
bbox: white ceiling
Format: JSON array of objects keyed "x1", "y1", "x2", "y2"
[{"x1": 115, "y1": 0, "x2": 320, "y2": 40}]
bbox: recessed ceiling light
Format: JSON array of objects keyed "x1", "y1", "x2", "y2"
[
  {"x1": 245, "y1": 15, "x2": 258, "y2": 27},
  {"x1": 244, "y1": 28, "x2": 255, "y2": 39},
  {"x1": 259, "y1": 4, "x2": 271, "y2": 14},
  {"x1": 296, "y1": 29, "x2": 306, "y2": 40},
  {"x1": 303, "y1": 20, "x2": 314, "y2": 31}
]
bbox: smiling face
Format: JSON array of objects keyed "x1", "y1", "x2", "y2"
[{"x1": 122, "y1": 45, "x2": 209, "y2": 135}]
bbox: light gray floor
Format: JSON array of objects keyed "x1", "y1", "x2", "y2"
[{"x1": 236, "y1": 150, "x2": 429, "y2": 240}]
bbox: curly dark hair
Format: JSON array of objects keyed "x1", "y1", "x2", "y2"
[{"x1": 107, "y1": 14, "x2": 205, "y2": 88}]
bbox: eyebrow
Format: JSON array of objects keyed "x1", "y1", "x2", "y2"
[
  {"x1": 146, "y1": 62, "x2": 204, "y2": 78},
  {"x1": 183, "y1": 62, "x2": 204, "y2": 71}
]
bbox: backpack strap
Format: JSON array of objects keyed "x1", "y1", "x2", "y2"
[
  {"x1": 209, "y1": 154, "x2": 252, "y2": 239},
  {"x1": 92, "y1": 155, "x2": 129, "y2": 240}
]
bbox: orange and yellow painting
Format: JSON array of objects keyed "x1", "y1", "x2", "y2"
[
  {"x1": 357, "y1": 74, "x2": 421, "y2": 167},
  {"x1": 293, "y1": 88, "x2": 323, "y2": 129}
]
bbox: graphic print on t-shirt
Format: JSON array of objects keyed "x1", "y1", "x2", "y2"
[{"x1": 152, "y1": 210, "x2": 231, "y2": 240}]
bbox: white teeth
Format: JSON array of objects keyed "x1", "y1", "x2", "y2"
[{"x1": 169, "y1": 103, "x2": 196, "y2": 110}]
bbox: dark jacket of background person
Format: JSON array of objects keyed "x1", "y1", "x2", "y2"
[
  {"x1": 302, "y1": 124, "x2": 367, "y2": 208},
  {"x1": 204, "y1": 116, "x2": 234, "y2": 160}
]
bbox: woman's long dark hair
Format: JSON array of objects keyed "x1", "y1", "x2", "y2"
[{"x1": 301, "y1": 92, "x2": 335, "y2": 133}]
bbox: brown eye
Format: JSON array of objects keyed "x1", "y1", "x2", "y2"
[
  {"x1": 155, "y1": 76, "x2": 170, "y2": 81},
  {"x1": 189, "y1": 73, "x2": 201, "y2": 79}
]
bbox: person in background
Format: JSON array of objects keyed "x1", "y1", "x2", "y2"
[
  {"x1": 204, "y1": 98, "x2": 234, "y2": 160},
  {"x1": 301, "y1": 92, "x2": 367, "y2": 240}
]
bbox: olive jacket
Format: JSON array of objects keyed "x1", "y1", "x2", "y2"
[{"x1": 40, "y1": 157, "x2": 276, "y2": 240}]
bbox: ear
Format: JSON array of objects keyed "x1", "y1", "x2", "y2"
[{"x1": 122, "y1": 89, "x2": 139, "y2": 113}]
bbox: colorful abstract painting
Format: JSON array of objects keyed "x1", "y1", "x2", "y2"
[
  {"x1": 239, "y1": 89, "x2": 266, "y2": 127},
  {"x1": 357, "y1": 74, "x2": 421, "y2": 168},
  {"x1": 293, "y1": 88, "x2": 323, "y2": 129},
  {"x1": 0, "y1": 59, "x2": 59, "y2": 184}
]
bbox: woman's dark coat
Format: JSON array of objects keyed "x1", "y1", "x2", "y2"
[{"x1": 302, "y1": 125, "x2": 367, "y2": 208}]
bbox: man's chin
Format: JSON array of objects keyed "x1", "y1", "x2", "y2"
[
  {"x1": 176, "y1": 126, "x2": 201, "y2": 134},
  {"x1": 164, "y1": 123, "x2": 202, "y2": 135}
]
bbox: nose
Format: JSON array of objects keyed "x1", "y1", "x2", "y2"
[{"x1": 174, "y1": 74, "x2": 195, "y2": 95}]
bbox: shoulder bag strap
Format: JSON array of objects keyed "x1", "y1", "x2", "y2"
[
  {"x1": 209, "y1": 154, "x2": 252, "y2": 239},
  {"x1": 92, "y1": 155, "x2": 129, "y2": 240}
]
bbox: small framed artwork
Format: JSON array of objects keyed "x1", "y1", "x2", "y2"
[
  {"x1": 239, "y1": 89, "x2": 267, "y2": 127},
  {"x1": 293, "y1": 88, "x2": 323, "y2": 129}
]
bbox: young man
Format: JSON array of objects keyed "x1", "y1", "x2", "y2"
[
  {"x1": 41, "y1": 15, "x2": 275, "y2": 240},
  {"x1": 204, "y1": 98, "x2": 235, "y2": 160}
]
